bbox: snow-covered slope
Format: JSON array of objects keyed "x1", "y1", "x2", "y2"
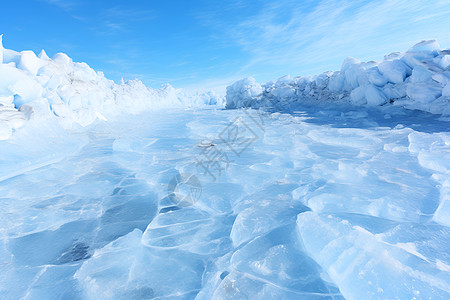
[
  {"x1": 0, "y1": 35, "x2": 222, "y2": 140},
  {"x1": 226, "y1": 40, "x2": 450, "y2": 115}
]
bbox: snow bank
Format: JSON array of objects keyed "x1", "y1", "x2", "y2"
[
  {"x1": 0, "y1": 36, "x2": 222, "y2": 140},
  {"x1": 226, "y1": 40, "x2": 450, "y2": 115}
]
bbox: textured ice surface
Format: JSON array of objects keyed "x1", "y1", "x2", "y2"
[{"x1": 0, "y1": 105, "x2": 449, "y2": 299}]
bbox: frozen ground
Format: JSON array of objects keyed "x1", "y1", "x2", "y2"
[{"x1": 0, "y1": 103, "x2": 449, "y2": 299}]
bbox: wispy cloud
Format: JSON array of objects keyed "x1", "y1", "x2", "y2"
[
  {"x1": 207, "y1": 0, "x2": 450, "y2": 81},
  {"x1": 97, "y1": 6, "x2": 157, "y2": 34},
  {"x1": 42, "y1": 0, "x2": 79, "y2": 11},
  {"x1": 42, "y1": 0, "x2": 87, "y2": 23},
  {"x1": 101, "y1": 6, "x2": 156, "y2": 22}
]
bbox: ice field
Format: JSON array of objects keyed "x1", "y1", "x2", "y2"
[
  {"x1": 1, "y1": 104, "x2": 449, "y2": 299},
  {"x1": 0, "y1": 37, "x2": 449, "y2": 299}
]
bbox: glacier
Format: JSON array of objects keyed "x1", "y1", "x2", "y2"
[{"x1": 0, "y1": 38, "x2": 449, "y2": 299}]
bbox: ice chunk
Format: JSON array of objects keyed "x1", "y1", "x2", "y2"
[
  {"x1": 52, "y1": 52, "x2": 71, "y2": 68},
  {"x1": 341, "y1": 57, "x2": 360, "y2": 72},
  {"x1": 410, "y1": 65, "x2": 433, "y2": 83},
  {"x1": 429, "y1": 96, "x2": 450, "y2": 115},
  {"x1": 383, "y1": 82, "x2": 407, "y2": 100},
  {"x1": 378, "y1": 59, "x2": 409, "y2": 84},
  {"x1": 403, "y1": 40, "x2": 440, "y2": 69},
  {"x1": 367, "y1": 67, "x2": 388, "y2": 87},
  {"x1": 0, "y1": 64, "x2": 43, "y2": 106},
  {"x1": 385, "y1": 52, "x2": 403, "y2": 61},
  {"x1": 17, "y1": 50, "x2": 44, "y2": 76},
  {"x1": 350, "y1": 85, "x2": 366, "y2": 105},
  {"x1": 432, "y1": 71, "x2": 450, "y2": 86},
  {"x1": 407, "y1": 40, "x2": 440, "y2": 54},
  {"x1": 341, "y1": 57, "x2": 364, "y2": 89},
  {"x1": 225, "y1": 77, "x2": 262, "y2": 109},
  {"x1": 437, "y1": 55, "x2": 450, "y2": 69},
  {"x1": 271, "y1": 85, "x2": 295, "y2": 98},
  {"x1": 365, "y1": 84, "x2": 388, "y2": 106},
  {"x1": 2, "y1": 48, "x2": 21, "y2": 65},
  {"x1": 349, "y1": 84, "x2": 387, "y2": 106},
  {"x1": 406, "y1": 82, "x2": 441, "y2": 103},
  {"x1": 328, "y1": 72, "x2": 345, "y2": 92},
  {"x1": 276, "y1": 74, "x2": 292, "y2": 84}
]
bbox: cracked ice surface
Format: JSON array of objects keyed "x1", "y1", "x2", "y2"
[{"x1": 0, "y1": 105, "x2": 449, "y2": 299}]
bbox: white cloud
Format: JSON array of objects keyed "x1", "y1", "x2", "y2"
[
  {"x1": 43, "y1": 0, "x2": 78, "y2": 11},
  {"x1": 98, "y1": 6, "x2": 156, "y2": 34}
]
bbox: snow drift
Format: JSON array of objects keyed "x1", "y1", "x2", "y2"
[
  {"x1": 226, "y1": 40, "x2": 450, "y2": 115},
  {"x1": 0, "y1": 35, "x2": 222, "y2": 140}
]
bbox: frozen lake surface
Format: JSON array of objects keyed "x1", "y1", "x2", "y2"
[{"x1": 0, "y1": 105, "x2": 449, "y2": 299}]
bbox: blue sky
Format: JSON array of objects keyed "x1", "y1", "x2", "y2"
[{"x1": 1, "y1": 0, "x2": 450, "y2": 92}]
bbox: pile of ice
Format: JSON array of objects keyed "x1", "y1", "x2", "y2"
[
  {"x1": 0, "y1": 35, "x2": 222, "y2": 140},
  {"x1": 226, "y1": 40, "x2": 450, "y2": 114}
]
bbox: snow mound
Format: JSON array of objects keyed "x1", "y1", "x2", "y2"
[
  {"x1": 0, "y1": 36, "x2": 222, "y2": 140},
  {"x1": 226, "y1": 40, "x2": 450, "y2": 115}
]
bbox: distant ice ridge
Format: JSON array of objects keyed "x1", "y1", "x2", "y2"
[
  {"x1": 226, "y1": 40, "x2": 450, "y2": 114},
  {"x1": 0, "y1": 35, "x2": 222, "y2": 140}
]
